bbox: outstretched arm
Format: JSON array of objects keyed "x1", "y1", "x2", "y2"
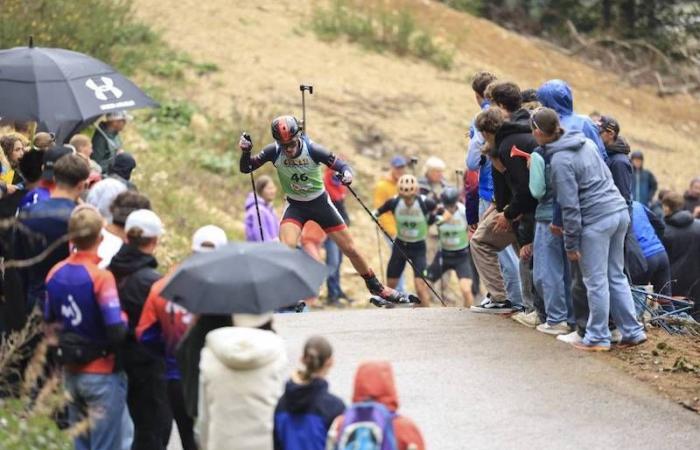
[{"x1": 239, "y1": 143, "x2": 277, "y2": 174}]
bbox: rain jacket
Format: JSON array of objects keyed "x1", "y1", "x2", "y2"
[
  {"x1": 631, "y1": 201, "x2": 666, "y2": 259},
  {"x1": 198, "y1": 327, "x2": 287, "y2": 450},
  {"x1": 274, "y1": 375, "x2": 345, "y2": 450},
  {"x1": 536, "y1": 79, "x2": 606, "y2": 160},
  {"x1": 327, "y1": 361, "x2": 425, "y2": 450},
  {"x1": 662, "y1": 210, "x2": 700, "y2": 306},
  {"x1": 373, "y1": 175, "x2": 399, "y2": 237},
  {"x1": 547, "y1": 130, "x2": 627, "y2": 252},
  {"x1": 605, "y1": 136, "x2": 633, "y2": 205},
  {"x1": 466, "y1": 100, "x2": 494, "y2": 203},
  {"x1": 244, "y1": 192, "x2": 280, "y2": 242}
]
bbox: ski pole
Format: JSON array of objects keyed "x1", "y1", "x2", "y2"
[
  {"x1": 345, "y1": 183, "x2": 446, "y2": 306},
  {"x1": 437, "y1": 227, "x2": 445, "y2": 303},
  {"x1": 242, "y1": 132, "x2": 265, "y2": 241},
  {"x1": 300, "y1": 84, "x2": 313, "y2": 134}
]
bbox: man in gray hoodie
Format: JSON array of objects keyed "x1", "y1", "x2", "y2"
[{"x1": 532, "y1": 108, "x2": 645, "y2": 351}]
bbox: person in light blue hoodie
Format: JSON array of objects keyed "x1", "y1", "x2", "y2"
[
  {"x1": 465, "y1": 71, "x2": 523, "y2": 308},
  {"x1": 531, "y1": 108, "x2": 645, "y2": 351}
]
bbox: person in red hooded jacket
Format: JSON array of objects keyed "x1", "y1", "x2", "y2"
[{"x1": 327, "y1": 361, "x2": 425, "y2": 450}]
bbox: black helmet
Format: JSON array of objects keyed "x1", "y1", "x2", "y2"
[
  {"x1": 271, "y1": 115, "x2": 301, "y2": 144},
  {"x1": 440, "y1": 187, "x2": 460, "y2": 205}
]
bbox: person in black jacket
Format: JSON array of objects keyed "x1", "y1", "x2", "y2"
[
  {"x1": 661, "y1": 192, "x2": 700, "y2": 319},
  {"x1": 109, "y1": 208, "x2": 170, "y2": 450},
  {"x1": 274, "y1": 336, "x2": 345, "y2": 450},
  {"x1": 470, "y1": 83, "x2": 541, "y2": 317},
  {"x1": 598, "y1": 116, "x2": 632, "y2": 205}
]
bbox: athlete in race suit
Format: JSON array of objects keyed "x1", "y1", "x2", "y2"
[
  {"x1": 239, "y1": 115, "x2": 406, "y2": 303},
  {"x1": 426, "y1": 187, "x2": 474, "y2": 308}
]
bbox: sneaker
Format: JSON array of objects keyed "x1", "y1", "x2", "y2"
[
  {"x1": 512, "y1": 310, "x2": 541, "y2": 328},
  {"x1": 556, "y1": 331, "x2": 583, "y2": 345},
  {"x1": 610, "y1": 328, "x2": 622, "y2": 344},
  {"x1": 536, "y1": 322, "x2": 571, "y2": 336},
  {"x1": 470, "y1": 297, "x2": 513, "y2": 314},
  {"x1": 571, "y1": 341, "x2": 610, "y2": 352},
  {"x1": 614, "y1": 335, "x2": 648, "y2": 349}
]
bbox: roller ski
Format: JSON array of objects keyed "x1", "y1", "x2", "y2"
[
  {"x1": 369, "y1": 294, "x2": 421, "y2": 308},
  {"x1": 364, "y1": 271, "x2": 421, "y2": 308}
]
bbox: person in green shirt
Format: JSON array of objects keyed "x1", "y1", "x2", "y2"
[{"x1": 91, "y1": 111, "x2": 129, "y2": 173}]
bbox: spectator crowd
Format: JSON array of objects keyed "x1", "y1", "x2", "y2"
[{"x1": 0, "y1": 69, "x2": 698, "y2": 450}]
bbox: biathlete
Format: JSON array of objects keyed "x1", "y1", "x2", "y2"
[
  {"x1": 426, "y1": 187, "x2": 474, "y2": 308},
  {"x1": 374, "y1": 174, "x2": 439, "y2": 306},
  {"x1": 239, "y1": 115, "x2": 409, "y2": 304}
]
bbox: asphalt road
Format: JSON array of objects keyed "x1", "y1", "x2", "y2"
[{"x1": 169, "y1": 308, "x2": 699, "y2": 449}]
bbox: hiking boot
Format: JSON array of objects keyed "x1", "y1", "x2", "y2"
[
  {"x1": 470, "y1": 297, "x2": 513, "y2": 314},
  {"x1": 512, "y1": 310, "x2": 541, "y2": 328},
  {"x1": 536, "y1": 322, "x2": 571, "y2": 336},
  {"x1": 556, "y1": 331, "x2": 583, "y2": 345}
]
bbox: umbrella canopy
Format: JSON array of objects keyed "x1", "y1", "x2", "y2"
[
  {"x1": 0, "y1": 44, "x2": 157, "y2": 143},
  {"x1": 161, "y1": 242, "x2": 328, "y2": 315}
]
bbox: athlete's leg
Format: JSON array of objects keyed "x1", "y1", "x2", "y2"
[
  {"x1": 411, "y1": 246, "x2": 430, "y2": 307},
  {"x1": 327, "y1": 228, "x2": 371, "y2": 275},
  {"x1": 279, "y1": 222, "x2": 302, "y2": 248},
  {"x1": 459, "y1": 277, "x2": 474, "y2": 308}
]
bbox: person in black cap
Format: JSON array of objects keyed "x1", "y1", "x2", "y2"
[
  {"x1": 597, "y1": 115, "x2": 632, "y2": 205},
  {"x1": 630, "y1": 150, "x2": 658, "y2": 206},
  {"x1": 107, "y1": 152, "x2": 138, "y2": 190}
]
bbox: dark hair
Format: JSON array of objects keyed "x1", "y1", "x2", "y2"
[
  {"x1": 254, "y1": 174, "x2": 274, "y2": 197},
  {"x1": 531, "y1": 107, "x2": 564, "y2": 139},
  {"x1": 300, "y1": 336, "x2": 333, "y2": 382},
  {"x1": 662, "y1": 192, "x2": 684, "y2": 213},
  {"x1": 110, "y1": 191, "x2": 151, "y2": 226},
  {"x1": 474, "y1": 108, "x2": 504, "y2": 135},
  {"x1": 471, "y1": 71, "x2": 497, "y2": 98},
  {"x1": 18, "y1": 150, "x2": 44, "y2": 183},
  {"x1": 54, "y1": 154, "x2": 90, "y2": 187},
  {"x1": 490, "y1": 81, "x2": 522, "y2": 113},
  {"x1": 126, "y1": 227, "x2": 157, "y2": 249}
]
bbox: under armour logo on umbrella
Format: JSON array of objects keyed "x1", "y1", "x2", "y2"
[{"x1": 85, "y1": 76, "x2": 123, "y2": 101}]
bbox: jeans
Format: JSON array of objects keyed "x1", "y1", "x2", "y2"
[
  {"x1": 383, "y1": 236, "x2": 406, "y2": 292},
  {"x1": 64, "y1": 371, "x2": 128, "y2": 450},
  {"x1": 579, "y1": 210, "x2": 646, "y2": 346},
  {"x1": 533, "y1": 221, "x2": 573, "y2": 325},
  {"x1": 324, "y1": 239, "x2": 343, "y2": 299},
  {"x1": 478, "y1": 199, "x2": 523, "y2": 306}
]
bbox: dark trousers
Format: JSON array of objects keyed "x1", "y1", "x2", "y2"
[
  {"x1": 126, "y1": 354, "x2": 170, "y2": 450},
  {"x1": 571, "y1": 261, "x2": 590, "y2": 337},
  {"x1": 168, "y1": 379, "x2": 197, "y2": 450}
]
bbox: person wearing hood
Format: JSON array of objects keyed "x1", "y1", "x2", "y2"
[
  {"x1": 597, "y1": 116, "x2": 632, "y2": 205},
  {"x1": 245, "y1": 174, "x2": 280, "y2": 242},
  {"x1": 274, "y1": 336, "x2": 344, "y2": 450},
  {"x1": 630, "y1": 201, "x2": 671, "y2": 307},
  {"x1": 630, "y1": 151, "x2": 657, "y2": 206},
  {"x1": 92, "y1": 111, "x2": 129, "y2": 173},
  {"x1": 470, "y1": 82, "x2": 539, "y2": 318},
  {"x1": 326, "y1": 361, "x2": 425, "y2": 450},
  {"x1": 534, "y1": 107, "x2": 646, "y2": 351},
  {"x1": 682, "y1": 176, "x2": 700, "y2": 218},
  {"x1": 107, "y1": 152, "x2": 138, "y2": 191},
  {"x1": 661, "y1": 192, "x2": 700, "y2": 319},
  {"x1": 109, "y1": 209, "x2": 170, "y2": 450},
  {"x1": 197, "y1": 326, "x2": 287, "y2": 450}
]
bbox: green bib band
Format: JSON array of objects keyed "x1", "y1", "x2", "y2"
[
  {"x1": 439, "y1": 204, "x2": 469, "y2": 251},
  {"x1": 394, "y1": 198, "x2": 428, "y2": 243},
  {"x1": 273, "y1": 141, "x2": 324, "y2": 201}
]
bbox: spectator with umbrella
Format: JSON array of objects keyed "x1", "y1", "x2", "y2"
[{"x1": 92, "y1": 111, "x2": 129, "y2": 173}]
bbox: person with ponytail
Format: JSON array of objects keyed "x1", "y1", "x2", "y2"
[
  {"x1": 532, "y1": 107, "x2": 646, "y2": 351},
  {"x1": 274, "y1": 336, "x2": 345, "y2": 450}
]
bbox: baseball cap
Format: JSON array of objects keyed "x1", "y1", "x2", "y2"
[
  {"x1": 125, "y1": 209, "x2": 164, "y2": 238},
  {"x1": 630, "y1": 150, "x2": 644, "y2": 160},
  {"x1": 192, "y1": 225, "x2": 228, "y2": 252},
  {"x1": 105, "y1": 110, "x2": 133, "y2": 122},
  {"x1": 597, "y1": 116, "x2": 620, "y2": 135},
  {"x1": 390, "y1": 155, "x2": 407, "y2": 168},
  {"x1": 41, "y1": 145, "x2": 75, "y2": 181}
]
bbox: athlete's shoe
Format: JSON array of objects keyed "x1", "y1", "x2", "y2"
[
  {"x1": 470, "y1": 297, "x2": 514, "y2": 314},
  {"x1": 364, "y1": 273, "x2": 417, "y2": 305}
]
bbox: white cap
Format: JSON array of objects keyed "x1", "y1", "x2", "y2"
[
  {"x1": 86, "y1": 178, "x2": 128, "y2": 222},
  {"x1": 125, "y1": 209, "x2": 164, "y2": 238},
  {"x1": 424, "y1": 156, "x2": 446, "y2": 171},
  {"x1": 232, "y1": 312, "x2": 274, "y2": 329},
  {"x1": 192, "y1": 225, "x2": 227, "y2": 252}
]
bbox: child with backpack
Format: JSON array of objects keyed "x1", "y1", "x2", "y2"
[
  {"x1": 274, "y1": 336, "x2": 345, "y2": 450},
  {"x1": 374, "y1": 174, "x2": 438, "y2": 306},
  {"x1": 326, "y1": 361, "x2": 425, "y2": 450}
]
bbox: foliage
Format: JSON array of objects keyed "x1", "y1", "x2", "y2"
[{"x1": 312, "y1": 0, "x2": 455, "y2": 70}]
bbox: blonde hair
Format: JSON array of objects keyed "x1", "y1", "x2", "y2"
[
  {"x1": 69, "y1": 134, "x2": 91, "y2": 153},
  {"x1": 69, "y1": 206, "x2": 104, "y2": 250}
]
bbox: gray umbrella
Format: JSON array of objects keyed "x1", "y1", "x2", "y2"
[
  {"x1": 0, "y1": 40, "x2": 157, "y2": 143},
  {"x1": 161, "y1": 242, "x2": 328, "y2": 315}
]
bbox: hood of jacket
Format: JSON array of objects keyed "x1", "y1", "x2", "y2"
[
  {"x1": 495, "y1": 108, "x2": 532, "y2": 141},
  {"x1": 283, "y1": 377, "x2": 329, "y2": 413},
  {"x1": 537, "y1": 79, "x2": 573, "y2": 116},
  {"x1": 108, "y1": 243, "x2": 158, "y2": 278},
  {"x1": 245, "y1": 191, "x2": 266, "y2": 210},
  {"x1": 205, "y1": 326, "x2": 285, "y2": 371},
  {"x1": 352, "y1": 361, "x2": 399, "y2": 412},
  {"x1": 544, "y1": 129, "x2": 587, "y2": 157},
  {"x1": 606, "y1": 135, "x2": 631, "y2": 156},
  {"x1": 666, "y1": 210, "x2": 695, "y2": 228}
]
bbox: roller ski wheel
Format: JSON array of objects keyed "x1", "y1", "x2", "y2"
[{"x1": 369, "y1": 294, "x2": 421, "y2": 308}]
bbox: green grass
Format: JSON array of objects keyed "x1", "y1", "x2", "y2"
[{"x1": 311, "y1": 0, "x2": 455, "y2": 70}]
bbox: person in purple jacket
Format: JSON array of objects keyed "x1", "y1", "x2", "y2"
[{"x1": 245, "y1": 174, "x2": 280, "y2": 242}]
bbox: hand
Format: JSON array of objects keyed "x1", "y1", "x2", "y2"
[
  {"x1": 567, "y1": 250, "x2": 581, "y2": 262},
  {"x1": 493, "y1": 212, "x2": 511, "y2": 233},
  {"x1": 694, "y1": 206, "x2": 700, "y2": 219},
  {"x1": 526, "y1": 157, "x2": 531, "y2": 170},
  {"x1": 550, "y1": 224, "x2": 563, "y2": 236},
  {"x1": 239, "y1": 134, "x2": 252, "y2": 152},
  {"x1": 340, "y1": 170, "x2": 353, "y2": 185},
  {"x1": 519, "y1": 243, "x2": 533, "y2": 261},
  {"x1": 6, "y1": 185, "x2": 18, "y2": 195}
]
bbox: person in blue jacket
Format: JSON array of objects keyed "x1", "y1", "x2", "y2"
[
  {"x1": 274, "y1": 336, "x2": 345, "y2": 450},
  {"x1": 630, "y1": 201, "x2": 672, "y2": 302}
]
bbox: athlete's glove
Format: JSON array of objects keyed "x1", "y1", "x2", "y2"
[
  {"x1": 239, "y1": 133, "x2": 253, "y2": 152},
  {"x1": 340, "y1": 170, "x2": 353, "y2": 186}
]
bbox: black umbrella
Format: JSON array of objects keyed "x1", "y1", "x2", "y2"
[
  {"x1": 0, "y1": 40, "x2": 157, "y2": 143},
  {"x1": 161, "y1": 242, "x2": 328, "y2": 315}
]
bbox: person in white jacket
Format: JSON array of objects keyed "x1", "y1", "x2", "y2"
[{"x1": 197, "y1": 326, "x2": 287, "y2": 450}]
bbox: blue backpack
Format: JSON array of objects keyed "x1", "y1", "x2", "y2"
[{"x1": 336, "y1": 401, "x2": 398, "y2": 450}]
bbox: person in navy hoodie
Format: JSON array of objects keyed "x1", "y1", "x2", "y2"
[{"x1": 274, "y1": 336, "x2": 345, "y2": 450}]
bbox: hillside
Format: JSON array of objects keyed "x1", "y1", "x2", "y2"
[{"x1": 131, "y1": 0, "x2": 700, "y2": 295}]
